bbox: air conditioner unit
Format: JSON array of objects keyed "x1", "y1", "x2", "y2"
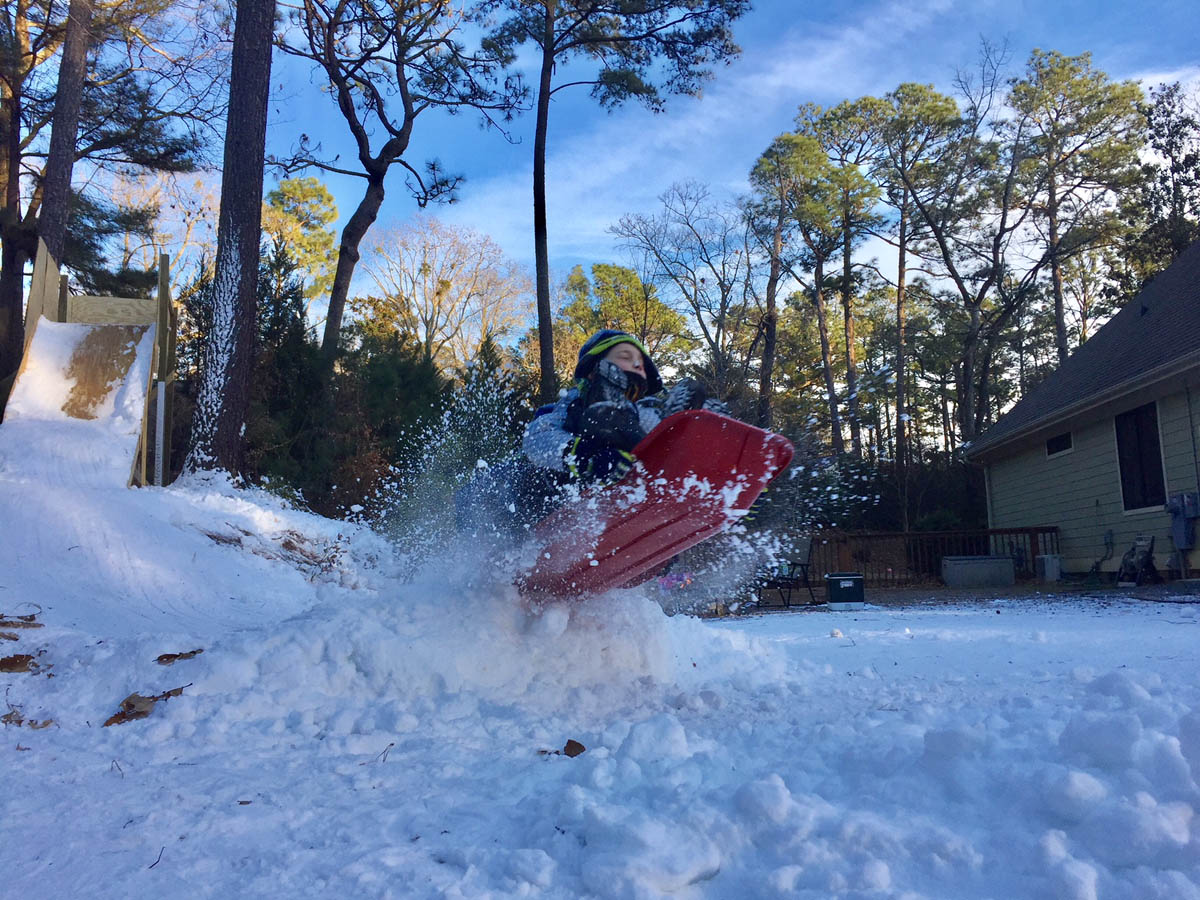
[{"x1": 1035, "y1": 554, "x2": 1062, "y2": 582}]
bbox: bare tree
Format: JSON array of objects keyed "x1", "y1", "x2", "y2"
[
  {"x1": 357, "y1": 215, "x2": 533, "y2": 372},
  {"x1": 275, "y1": 0, "x2": 523, "y2": 377},
  {"x1": 185, "y1": 0, "x2": 275, "y2": 473},
  {"x1": 613, "y1": 181, "x2": 756, "y2": 400}
]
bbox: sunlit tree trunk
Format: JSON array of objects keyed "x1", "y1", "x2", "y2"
[
  {"x1": 812, "y1": 259, "x2": 844, "y2": 455},
  {"x1": 39, "y1": 0, "x2": 94, "y2": 262},
  {"x1": 756, "y1": 212, "x2": 783, "y2": 429},
  {"x1": 841, "y1": 207, "x2": 861, "y2": 457},
  {"x1": 895, "y1": 197, "x2": 909, "y2": 530},
  {"x1": 185, "y1": 0, "x2": 274, "y2": 473},
  {"x1": 531, "y1": 0, "x2": 558, "y2": 403}
]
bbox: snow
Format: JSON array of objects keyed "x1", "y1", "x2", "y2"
[
  {"x1": 2, "y1": 408, "x2": 1200, "y2": 897},
  {"x1": 1, "y1": 320, "x2": 156, "y2": 485}
]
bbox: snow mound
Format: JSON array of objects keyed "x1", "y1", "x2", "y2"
[{"x1": 2, "y1": 469, "x2": 1199, "y2": 898}]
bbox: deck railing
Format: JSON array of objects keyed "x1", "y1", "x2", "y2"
[{"x1": 806, "y1": 527, "x2": 1060, "y2": 587}]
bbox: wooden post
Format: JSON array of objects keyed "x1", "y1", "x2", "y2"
[
  {"x1": 157, "y1": 253, "x2": 170, "y2": 381},
  {"x1": 57, "y1": 275, "x2": 69, "y2": 322},
  {"x1": 154, "y1": 252, "x2": 175, "y2": 485},
  {"x1": 24, "y1": 239, "x2": 57, "y2": 350}
]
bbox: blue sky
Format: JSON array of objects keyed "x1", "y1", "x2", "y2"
[{"x1": 267, "y1": 0, "x2": 1200, "y2": 287}]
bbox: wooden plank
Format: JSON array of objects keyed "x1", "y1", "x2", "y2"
[
  {"x1": 154, "y1": 252, "x2": 175, "y2": 483},
  {"x1": 24, "y1": 239, "x2": 60, "y2": 349},
  {"x1": 157, "y1": 253, "x2": 171, "y2": 380},
  {"x1": 66, "y1": 295, "x2": 157, "y2": 325}
]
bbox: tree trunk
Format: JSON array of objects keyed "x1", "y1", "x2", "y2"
[
  {"x1": 532, "y1": 1, "x2": 558, "y2": 404},
  {"x1": 1047, "y1": 169, "x2": 1069, "y2": 364},
  {"x1": 320, "y1": 173, "x2": 386, "y2": 361},
  {"x1": 0, "y1": 68, "x2": 27, "y2": 381},
  {"x1": 895, "y1": 199, "x2": 909, "y2": 531},
  {"x1": 812, "y1": 259, "x2": 844, "y2": 455},
  {"x1": 185, "y1": 0, "x2": 275, "y2": 474},
  {"x1": 841, "y1": 210, "x2": 861, "y2": 457},
  {"x1": 941, "y1": 374, "x2": 953, "y2": 452},
  {"x1": 958, "y1": 304, "x2": 982, "y2": 442},
  {"x1": 756, "y1": 214, "x2": 782, "y2": 429},
  {"x1": 39, "y1": 0, "x2": 94, "y2": 263}
]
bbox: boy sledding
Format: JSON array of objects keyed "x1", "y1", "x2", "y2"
[{"x1": 455, "y1": 330, "x2": 793, "y2": 598}]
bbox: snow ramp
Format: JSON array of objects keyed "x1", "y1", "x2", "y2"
[
  {"x1": 0, "y1": 239, "x2": 175, "y2": 487},
  {"x1": 0, "y1": 319, "x2": 157, "y2": 486}
]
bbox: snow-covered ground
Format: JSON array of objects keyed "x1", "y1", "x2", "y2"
[{"x1": 3, "y1": 454, "x2": 1199, "y2": 897}]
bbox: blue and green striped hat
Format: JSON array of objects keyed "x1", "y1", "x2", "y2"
[{"x1": 574, "y1": 329, "x2": 663, "y2": 395}]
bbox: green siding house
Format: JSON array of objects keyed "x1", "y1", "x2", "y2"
[{"x1": 966, "y1": 240, "x2": 1200, "y2": 577}]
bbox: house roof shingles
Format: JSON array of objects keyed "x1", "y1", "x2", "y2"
[{"x1": 967, "y1": 238, "x2": 1200, "y2": 458}]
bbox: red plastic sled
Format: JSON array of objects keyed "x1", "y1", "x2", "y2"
[{"x1": 517, "y1": 410, "x2": 794, "y2": 599}]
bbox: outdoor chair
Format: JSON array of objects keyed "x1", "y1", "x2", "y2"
[{"x1": 756, "y1": 536, "x2": 817, "y2": 607}]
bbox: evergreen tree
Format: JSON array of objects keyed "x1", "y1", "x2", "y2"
[
  {"x1": 1008, "y1": 49, "x2": 1144, "y2": 364},
  {"x1": 276, "y1": 0, "x2": 523, "y2": 378},
  {"x1": 1109, "y1": 81, "x2": 1200, "y2": 300},
  {"x1": 1, "y1": 0, "x2": 219, "y2": 378},
  {"x1": 866, "y1": 82, "x2": 960, "y2": 525},
  {"x1": 556, "y1": 263, "x2": 693, "y2": 377},
  {"x1": 262, "y1": 176, "x2": 339, "y2": 309},
  {"x1": 479, "y1": 0, "x2": 751, "y2": 404},
  {"x1": 796, "y1": 101, "x2": 884, "y2": 457}
]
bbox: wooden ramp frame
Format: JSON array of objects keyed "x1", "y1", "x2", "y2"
[{"x1": 19, "y1": 239, "x2": 178, "y2": 486}]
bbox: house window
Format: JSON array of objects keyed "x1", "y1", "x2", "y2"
[
  {"x1": 1114, "y1": 402, "x2": 1166, "y2": 511},
  {"x1": 1046, "y1": 432, "x2": 1072, "y2": 456}
]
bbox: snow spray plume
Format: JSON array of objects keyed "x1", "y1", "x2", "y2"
[
  {"x1": 653, "y1": 524, "x2": 786, "y2": 616},
  {"x1": 358, "y1": 357, "x2": 531, "y2": 580},
  {"x1": 657, "y1": 439, "x2": 882, "y2": 615}
]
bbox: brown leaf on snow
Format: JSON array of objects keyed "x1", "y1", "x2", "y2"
[
  {"x1": 201, "y1": 529, "x2": 242, "y2": 547},
  {"x1": 538, "y1": 738, "x2": 587, "y2": 758},
  {"x1": 0, "y1": 612, "x2": 43, "y2": 629},
  {"x1": 0, "y1": 654, "x2": 36, "y2": 673},
  {"x1": 2, "y1": 703, "x2": 54, "y2": 730},
  {"x1": 155, "y1": 649, "x2": 203, "y2": 665},
  {"x1": 0, "y1": 632, "x2": 19, "y2": 641},
  {"x1": 200, "y1": 526, "x2": 345, "y2": 580},
  {"x1": 103, "y1": 684, "x2": 190, "y2": 727}
]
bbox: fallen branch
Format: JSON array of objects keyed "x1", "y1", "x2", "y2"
[
  {"x1": 103, "y1": 684, "x2": 191, "y2": 727},
  {"x1": 155, "y1": 649, "x2": 203, "y2": 665}
]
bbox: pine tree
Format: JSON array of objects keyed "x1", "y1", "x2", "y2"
[{"x1": 480, "y1": 0, "x2": 751, "y2": 403}]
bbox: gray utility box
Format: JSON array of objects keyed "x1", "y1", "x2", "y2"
[
  {"x1": 941, "y1": 555, "x2": 1015, "y2": 587},
  {"x1": 825, "y1": 572, "x2": 865, "y2": 610}
]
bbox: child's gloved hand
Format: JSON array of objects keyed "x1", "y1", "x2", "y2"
[
  {"x1": 565, "y1": 435, "x2": 636, "y2": 484},
  {"x1": 663, "y1": 378, "x2": 709, "y2": 416},
  {"x1": 579, "y1": 402, "x2": 643, "y2": 451}
]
